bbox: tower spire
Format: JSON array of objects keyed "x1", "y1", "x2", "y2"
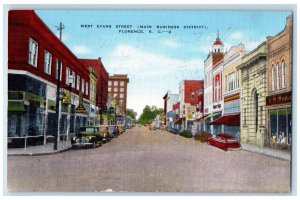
[{"x1": 217, "y1": 29, "x2": 220, "y2": 40}]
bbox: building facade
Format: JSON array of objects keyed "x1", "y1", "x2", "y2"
[
  {"x1": 210, "y1": 44, "x2": 246, "y2": 140},
  {"x1": 108, "y1": 74, "x2": 129, "y2": 125},
  {"x1": 8, "y1": 10, "x2": 90, "y2": 147},
  {"x1": 238, "y1": 42, "x2": 268, "y2": 147},
  {"x1": 203, "y1": 33, "x2": 225, "y2": 134},
  {"x1": 80, "y1": 58, "x2": 109, "y2": 125},
  {"x1": 163, "y1": 90, "x2": 179, "y2": 127},
  {"x1": 266, "y1": 16, "x2": 292, "y2": 148}
]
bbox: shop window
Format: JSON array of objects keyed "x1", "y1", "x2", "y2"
[{"x1": 270, "y1": 109, "x2": 291, "y2": 145}]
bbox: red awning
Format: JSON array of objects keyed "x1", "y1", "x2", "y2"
[{"x1": 209, "y1": 114, "x2": 240, "y2": 126}]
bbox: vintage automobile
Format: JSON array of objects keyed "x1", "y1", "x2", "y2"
[
  {"x1": 71, "y1": 126, "x2": 103, "y2": 149},
  {"x1": 207, "y1": 134, "x2": 241, "y2": 151},
  {"x1": 194, "y1": 131, "x2": 213, "y2": 143},
  {"x1": 117, "y1": 125, "x2": 125, "y2": 134},
  {"x1": 149, "y1": 124, "x2": 156, "y2": 131},
  {"x1": 108, "y1": 125, "x2": 119, "y2": 138},
  {"x1": 98, "y1": 125, "x2": 112, "y2": 143}
]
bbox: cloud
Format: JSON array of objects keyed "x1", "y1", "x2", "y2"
[
  {"x1": 72, "y1": 45, "x2": 92, "y2": 55},
  {"x1": 162, "y1": 39, "x2": 182, "y2": 48},
  {"x1": 228, "y1": 31, "x2": 244, "y2": 41}
]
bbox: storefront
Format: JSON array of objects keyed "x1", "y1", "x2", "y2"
[{"x1": 267, "y1": 91, "x2": 292, "y2": 148}]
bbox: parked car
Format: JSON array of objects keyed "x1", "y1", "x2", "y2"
[
  {"x1": 125, "y1": 124, "x2": 132, "y2": 129},
  {"x1": 168, "y1": 127, "x2": 180, "y2": 134},
  {"x1": 98, "y1": 125, "x2": 112, "y2": 143},
  {"x1": 194, "y1": 131, "x2": 213, "y2": 143},
  {"x1": 71, "y1": 126, "x2": 103, "y2": 149},
  {"x1": 108, "y1": 125, "x2": 119, "y2": 138},
  {"x1": 207, "y1": 134, "x2": 241, "y2": 151},
  {"x1": 149, "y1": 124, "x2": 156, "y2": 131},
  {"x1": 118, "y1": 125, "x2": 125, "y2": 134}
]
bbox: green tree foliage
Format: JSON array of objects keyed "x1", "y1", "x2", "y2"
[
  {"x1": 126, "y1": 109, "x2": 137, "y2": 121},
  {"x1": 137, "y1": 105, "x2": 164, "y2": 125}
]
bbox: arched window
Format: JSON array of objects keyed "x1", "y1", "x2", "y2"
[
  {"x1": 276, "y1": 62, "x2": 280, "y2": 90},
  {"x1": 282, "y1": 60, "x2": 286, "y2": 88},
  {"x1": 271, "y1": 65, "x2": 275, "y2": 91}
]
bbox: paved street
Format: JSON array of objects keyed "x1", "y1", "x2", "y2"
[{"x1": 7, "y1": 127, "x2": 290, "y2": 193}]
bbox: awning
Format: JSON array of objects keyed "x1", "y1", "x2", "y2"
[
  {"x1": 196, "y1": 114, "x2": 208, "y2": 121},
  {"x1": 204, "y1": 112, "x2": 221, "y2": 120},
  {"x1": 8, "y1": 102, "x2": 25, "y2": 112},
  {"x1": 209, "y1": 114, "x2": 240, "y2": 126}
]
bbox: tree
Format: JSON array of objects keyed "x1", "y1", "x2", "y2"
[
  {"x1": 126, "y1": 109, "x2": 137, "y2": 121},
  {"x1": 137, "y1": 105, "x2": 164, "y2": 125}
]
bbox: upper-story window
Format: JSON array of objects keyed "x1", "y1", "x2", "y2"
[
  {"x1": 44, "y1": 51, "x2": 52, "y2": 75},
  {"x1": 114, "y1": 81, "x2": 118, "y2": 86},
  {"x1": 114, "y1": 88, "x2": 118, "y2": 92},
  {"x1": 71, "y1": 71, "x2": 76, "y2": 88},
  {"x1": 120, "y1": 93, "x2": 124, "y2": 99},
  {"x1": 271, "y1": 65, "x2": 275, "y2": 91},
  {"x1": 228, "y1": 72, "x2": 235, "y2": 91},
  {"x1": 81, "y1": 78, "x2": 85, "y2": 93},
  {"x1": 66, "y1": 67, "x2": 71, "y2": 85},
  {"x1": 215, "y1": 77, "x2": 220, "y2": 102},
  {"x1": 120, "y1": 88, "x2": 124, "y2": 92},
  {"x1": 28, "y1": 38, "x2": 38, "y2": 67},
  {"x1": 56, "y1": 59, "x2": 62, "y2": 81},
  {"x1": 85, "y1": 82, "x2": 89, "y2": 95},
  {"x1": 108, "y1": 81, "x2": 112, "y2": 86},
  {"x1": 276, "y1": 62, "x2": 280, "y2": 90},
  {"x1": 108, "y1": 87, "x2": 112, "y2": 92},
  {"x1": 282, "y1": 60, "x2": 286, "y2": 88},
  {"x1": 76, "y1": 75, "x2": 80, "y2": 91},
  {"x1": 120, "y1": 81, "x2": 125, "y2": 86}
]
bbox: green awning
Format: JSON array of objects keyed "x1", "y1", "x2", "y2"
[
  {"x1": 204, "y1": 112, "x2": 221, "y2": 120},
  {"x1": 24, "y1": 92, "x2": 45, "y2": 105},
  {"x1": 8, "y1": 102, "x2": 25, "y2": 112}
]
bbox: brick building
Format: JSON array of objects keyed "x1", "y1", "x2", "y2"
[
  {"x1": 266, "y1": 16, "x2": 292, "y2": 148},
  {"x1": 8, "y1": 10, "x2": 90, "y2": 147},
  {"x1": 108, "y1": 74, "x2": 129, "y2": 124}
]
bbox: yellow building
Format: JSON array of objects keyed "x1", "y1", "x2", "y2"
[{"x1": 238, "y1": 42, "x2": 268, "y2": 147}]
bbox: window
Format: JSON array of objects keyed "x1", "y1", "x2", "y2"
[
  {"x1": 76, "y1": 75, "x2": 80, "y2": 91},
  {"x1": 114, "y1": 81, "x2": 118, "y2": 86},
  {"x1": 108, "y1": 87, "x2": 111, "y2": 92},
  {"x1": 81, "y1": 78, "x2": 85, "y2": 93},
  {"x1": 228, "y1": 73, "x2": 235, "y2": 91},
  {"x1": 66, "y1": 67, "x2": 70, "y2": 85},
  {"x1": 276, "y1": 63, "x2": 280, "y2": 90},
  {"x1": 71, "y1": 71, "x2": 76, "y2": 88},
  {"x1": 113, "y1": 94, "x2": 117, "y2": 98},
  {"x1": 282, "y1": 60, "x2": 286, "y2": 88},
  {"x1": 191, "y1": 92, "x2": 195, "y2": 99},
  {"x1": 120, "y1": 81, "x2": 125, "y2": 86},
  {"x1": 108, "y1": 81, "x2": 112, "y2": 86},
  {"x1": 44, "y1": 51, "x2": 52, "y2": 75},
  {"x1": 114, "y1": 87, "x2": 118, "y2": 92},
  {"x1": 236, "y1": 71, "x2": 239, "y2": 88},
  {"x1": 215, "y1": 77, "x2": 220, "y2": 102},
  {"x1": 120, "y1": 88, "x2": 124, "y2": 92},
  {"x1": 56, "y1": 59, "x2": 62, "y2": 81},
  {"x1": 28, "y1": 38, "x2": 38, "y2": 67},
  {"x1": 85, "y1": 82, "x2": 89, "y2": 95},
  {"x1": 120, "y1": 94, "x2": 124, "y2": 99},
  {"x1": 271, "y1": 65, "x2": 275, "y2": 91}
]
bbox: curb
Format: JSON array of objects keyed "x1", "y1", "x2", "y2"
[
  {"x1": 7, "y1": 146, "x2": 73, "y2": 156},
  {"x1": 241, "y1": 147, "x2": 291, "y2": 161}
]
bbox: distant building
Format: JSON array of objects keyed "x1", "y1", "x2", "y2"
[
  {"x1": 8, "y1": 10, "x2": 90, "y2": 147},
  {"x1": 179, "y1": 80, "x2": 204, "y2": 131},
  {"x1": 163, "y1": 90, "x2": 179, "y2": 127},
  {"x1": 266, "y1": 16, "x2": 292, "y2": 149},
  {"x1": 108, "y1": 74, "x2": 129, "y2": 125}
]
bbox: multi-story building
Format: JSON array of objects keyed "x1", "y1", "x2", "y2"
[
  {"x1": 238, "y1": 42, "x2": 268, "y2": 147},
  {"x1": 108, "y1": 74, "x2": 129, "y2": 125},
  {"x1": 210, "y1": 44, "x2": 246, "y2": 140},
  {"x1": 80, "y1": 58, "x2": 109, "y2": 125},
  {"x1": 163, "y1": 90, "x2": 179, "y2": 127},
  {"x1": 178, "y1": 80, "x2": 203, "y2": 131},
  {"x1": 8, "y1": 10, "x2": 90, "y2": 147},
  {"x1": 203, "y1": 32, "x2": 225, "y2": 134},
  {"x1": 266, "y1": 16, "x2": 292, "y2": 149}
]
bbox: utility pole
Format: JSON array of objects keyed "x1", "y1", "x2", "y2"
[{"x1": 54, "y1": 22, "x2": 64, "y2": 150}]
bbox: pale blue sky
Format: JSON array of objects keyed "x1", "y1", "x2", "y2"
[{"x1": 36, "y1": 10, "x2": 291, "y2": 116}]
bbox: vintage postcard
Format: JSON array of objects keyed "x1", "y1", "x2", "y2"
[{"x1": 5, "y1": 5, "x2": 294, "y2": 194}]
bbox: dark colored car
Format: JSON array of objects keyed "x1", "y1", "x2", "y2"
[
  {"x1": 125, "y1": 124, "x2": 132, "y2": 129},
  {"x1": 207, "y1": 134, "x2": 241, "y2": 151},
  {"x1": 71, "y1": 126, "x2": 103, "y2": 149},
  {"x1": 168, "y1": 127, "x2": 180, "y2": 134},
  {"x1": 194, "y1": 131, "x2": 212, "y2": 143},
  {"x1": 108, "y1": 125, "x2": 119, "y2": 138}
]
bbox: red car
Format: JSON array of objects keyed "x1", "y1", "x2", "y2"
[{"x1": 207, "y1": 134, "x2": 241, "y2": 151}]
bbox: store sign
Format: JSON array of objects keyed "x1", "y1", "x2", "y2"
[
  {"x1": 75, "y1": 92, "x2": 86, "y2": 114},
  {"x1": 266, "y1": 91, "x2": 292, "y2": 106},
  {"x1": 62, "y1": 90, "x2": 71, "y2": 104}
]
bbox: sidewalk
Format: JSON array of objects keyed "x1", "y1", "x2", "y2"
[
  {"x1": 241, "y1": 143, "x2": 291, "y2": 161},
  {"x1": 7, "y1": 140, "x2": 72, "y2": 156}
]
